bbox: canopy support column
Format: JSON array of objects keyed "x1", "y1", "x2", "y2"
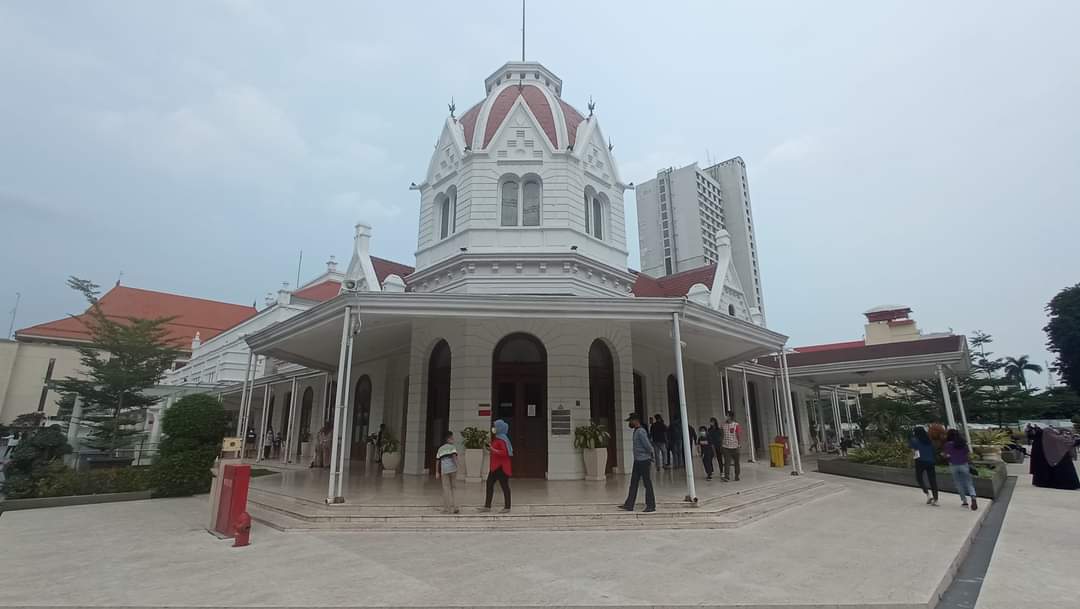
[
  {"x1": 327, "y1": 307, "x2": 354, "y2": 504},
  {"x1": 741, "y1": 369, "x2": 756, "y2": 463},
  {"x1": 236, "y1": 352, "x2": 255, "y2": 453},
  {"x1": 283, "y1": 377, "x2": 298, "y2": 463},
  {"x1": 953, "y1": 376, "x2": 971, "y2": 447},
  {"x1": 671, "y1": 312, "x2": 697, "y2": 503},
  {"x1": 256, "y1": 386, "x2": 270, "y2": 462},
  {"x1": 779, "y1": 350, "x2": 803, "y2": 475},
  {"x1": 937, "y1": 365, "x2": 957, "y2": 428}
]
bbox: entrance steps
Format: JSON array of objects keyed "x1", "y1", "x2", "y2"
[{"x1": 247, "y1": 476, "x2": 842, "y2": 532}]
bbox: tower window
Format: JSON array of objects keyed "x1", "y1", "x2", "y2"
[
  {"x1": 501, "y1": 180, "x2": 519, "y2": 226},
  {"x1": 523, "y1": 179, "x2": 541, "y2": 226}
]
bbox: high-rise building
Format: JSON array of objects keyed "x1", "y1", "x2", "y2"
[
  {"x1": 702, "y1": 157, "x2": 764, "y2": 321},
  {"x1": 635, "y1": 157, "x2": 765, "y2": 321}
]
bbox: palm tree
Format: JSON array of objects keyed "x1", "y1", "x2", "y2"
[{"x1": 1003, "y1": 355, "x2": 1043, "y2": 389}]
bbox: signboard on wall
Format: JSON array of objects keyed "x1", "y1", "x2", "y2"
[
  {"x1": 478, "y1": 403, "x2": 491, "y2": 417},
  {"x1": 551, "y1": 408, "x2": 572, "y2": 435}
]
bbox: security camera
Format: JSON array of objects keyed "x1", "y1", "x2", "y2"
[{"x1": 343, "y1": 280, "x2": 357, "y2": 290}]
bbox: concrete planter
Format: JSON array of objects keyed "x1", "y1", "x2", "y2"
[
  {"x1": 300, "y1": 441, "x2": 313, "y2": 459},
  {"x1": 0, "y1": 490, "x2": 152, "y2": 513},
  {"x1": 381, "y1": 451, "x2": 401, "y2": 476},
  {"x1": 817, "y1": 457, "x2": 1008, "y2": 499},
  {"x1": 464, "y1": 448, "x2": 485, "y2": 482},
  {"x1": 1001, "y1": 449, "x2": 1025, "y2": 464},
  {"x1": 973, "y1": 445, "x2": 1003, "y2": 462},
  {"x1": 582, "y1": 447, "x2": 608, "y2": 481}
]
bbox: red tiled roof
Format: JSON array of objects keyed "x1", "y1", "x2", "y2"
[
  {"x1": 15, "y1": 286, "x2": 256, "y2": 351},
  {"x1": 559, "y1": 99, "x2": 585, "y2": 149},
  {"x1": 458, "y1": 102, "x2": 482, "y2": 148},
  {"x1": 630, "y1": 264, "x2": 716, "y2": 298},
  {"x1": 761, "y1": 335, "x2": 966, "y2": 369},
  {"x1": 291, "y1": 256, "x2": 415, "y2": 302},
  {"x1": 793, "y1": 340, "x2": 866, "y2": 353},
  {"x1": 483, "y1": 84, "x2": 559, "y2": 148}
]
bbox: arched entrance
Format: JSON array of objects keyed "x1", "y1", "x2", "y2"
[
  {"x1": 588, "y1": 340, "x2": 617, "y2": 473},
  {"x1": 351, "y1": 375, "x2": 372, "y2": 462},
  {"x1": 297, "y1": 387, "x2": 313, "y2": 458},
  {"x1": 425, "y1": 340, "x2": 452, "y2": 473},
  {"x1": 491, "y1": 333, "x2": 547, "y2": 478}
]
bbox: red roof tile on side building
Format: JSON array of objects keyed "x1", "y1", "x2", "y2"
[{"x1": 15, "y1": 286, "x2": 257, "y2": 351}]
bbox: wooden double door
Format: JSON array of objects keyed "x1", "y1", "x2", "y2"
[{"x1": 492, "y1": 363, "x2": 547, "y2": 478}]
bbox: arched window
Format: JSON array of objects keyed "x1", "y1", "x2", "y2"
[
  {"x1": 728, "y1": 304, "x2": 736, "y2": 316},
  {"x1": 500, "y1": 175, "x2": 542, "y2": 227},
  {"x1": 351, "y1": 376, "x2": 372, "y2": 462},
  {"x1": 583, "y1": 188, "x2": 591, "y2": 235},
  {"x1": 439, "y1": 194, "x2": 451, "y2": 239},
  {"x1": 523, "y1": 179, "x2": 541, "y2": 226},
  {"x1": 591, "y1": 196, "x2": 604, "y2": 240},
  {"x1": 501, "y1": 180, "x2": 519, "y2": 226},
  {"x1": 438, "y1": 188, "x2": 458, "y2": 240}
]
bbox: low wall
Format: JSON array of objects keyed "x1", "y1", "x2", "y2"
[
  {"x1": 0, "y1": 491, "x2": 152, "y2": 513},
  {"x1": 817, "y1": 458, "x2": 1007, "y2": 499}
]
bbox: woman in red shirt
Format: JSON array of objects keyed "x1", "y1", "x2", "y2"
[{"x1": 482, "y1": 419, "x2": 513, "y2": 512}]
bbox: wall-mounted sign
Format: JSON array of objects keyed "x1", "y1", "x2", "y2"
[
  {"x1": 222, "y1": 437, "x2": 241, "y2": 452},
  {"x1": 478, "y1": 403, "x2": 490, "y2": 417},
  {"x1": 527, "y1": 404, "x2": 537, "y2": 417},
  {"x1": 551, "y1": 408, "x2": 572, "y2": 435}
]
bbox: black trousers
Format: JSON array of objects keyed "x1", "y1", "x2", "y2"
[
  {"x1": 701, "y1": 449, "x2": 714, "y2": 476},
  {"x1": 485, "y1": 466, "x2": 511, "y2": 509},
  {"x1": 623, "y1": 459, "x2": 656, "y2": 509},
  {"x1": 915, "y1": 461, "x2": 939, "y2": 500}
]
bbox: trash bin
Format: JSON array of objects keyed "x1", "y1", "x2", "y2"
[{"x1": 769, "y1": 443, "x2": 785, "y2": 468}]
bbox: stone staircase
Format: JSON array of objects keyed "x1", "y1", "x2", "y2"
[{"x1": 248, "y1": 477, "x2": 842, "y2": 532}]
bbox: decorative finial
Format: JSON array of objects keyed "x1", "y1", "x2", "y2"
[
  {"x1": 608, "y1": 137, "x2": 614, "y2": 152},
  {"x1": 448, "y1": 97, "x2": 456, "y2": 119},
  {"x1": 587, "y1": 97, "x2": 596, "y2": 118}
]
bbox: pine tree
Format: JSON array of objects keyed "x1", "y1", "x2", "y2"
[{"x1": 54, "y1": 278, "x2": 181, "y2": 452}]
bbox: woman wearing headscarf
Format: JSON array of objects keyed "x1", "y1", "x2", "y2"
[
  {"x1": 482, "y1": 419, "x2": 513, "y2": 512},
  {"x1": 1030, "y1": 426, "x2": 1080, "y2": 490}
]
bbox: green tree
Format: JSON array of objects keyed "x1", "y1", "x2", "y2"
[
  {"x1": 1003, "y1": 355, "x2": 1043, "y2": 389},
  {"x1": 152, "y1": 394, "x2": 226, "y2": 497},
  {"x1": 1045, "y1": 283, "x2": 1080, "y2": 392},
  {"x1": 54, "y1": 277, "x2": 180, "y2": 453}
]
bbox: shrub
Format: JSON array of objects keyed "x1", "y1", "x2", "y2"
[
  {"x1": 460, "y1": 427, "x2": 489, "y2": 449},
  {"x1": 378, "y1": 429, "x2": 400, "y2": 453},
  {"x1": 34, "y1": 465, "x2": 152, "y2": 498},
  {"x1": 1, "y1": 425, "x2": 72, "y2": 499},
  {"x1": 848, "y1": 441, "x2": 913, "y2": 468},
  {"x1": 151, "y1": 394, "x2": 225, "y2": 497},
  {"x1": 573, "y1": 421, "x2": 611, "y2": 449}
]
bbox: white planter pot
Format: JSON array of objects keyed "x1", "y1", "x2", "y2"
[
  {"x1": 382, "y1": 451, "x2": 401, "y2": 476},
  {"x1": 583, "y1": 447, "x2": 608, "y2": 481},
  {"x1": 300, "y1": 441, "x2": 313, "y2": 458},
  {"x1": 465, "y1": 448, "x2": 485, "y2": 482}
]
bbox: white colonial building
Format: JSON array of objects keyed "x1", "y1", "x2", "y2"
[{"x1": 217, "y1": 60, "x2": 819, "y2": 504}]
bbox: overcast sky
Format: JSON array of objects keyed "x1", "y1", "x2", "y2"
[{"x1": 2, "y1": 1, "x2": 1077, "y2": 387}]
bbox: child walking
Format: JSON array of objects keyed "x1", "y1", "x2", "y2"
[{"x1": 435, "y1": 430, "x2": 460, "y2": 514}]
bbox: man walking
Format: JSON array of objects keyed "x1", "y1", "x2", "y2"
[
  {"x1": 721, "y1": 414, "x2": 742, "y2": 481},
  {"x1": 650, "y1": 414, "x2": 668, "y2": 471},
  {"x1": 619, "y1": 413, "x2": 656, "y2": 513}
]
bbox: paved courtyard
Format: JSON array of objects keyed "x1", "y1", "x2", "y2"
[
  {"x1": 0, "y1": 472, "x2": 987, "y2": 608},
  {"x1": 975, "y1": 463, "x2": 1080, "y2": 609}
]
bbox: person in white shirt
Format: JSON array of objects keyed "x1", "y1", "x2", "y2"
[{"x1": 721, "y1": 415, "x2": 742, "y2": 481}]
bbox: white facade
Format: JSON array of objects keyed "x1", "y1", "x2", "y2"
[{"x1": 636, "y1": 158, "x2": 765, "y2": 323}]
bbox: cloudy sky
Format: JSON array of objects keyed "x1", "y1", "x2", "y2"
[{"x1": 2, "y1": 1, "x2": 1077, "y2": 387}]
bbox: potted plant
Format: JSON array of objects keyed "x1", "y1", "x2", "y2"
[
  {"x1": 461, "y1": 426, "x2": 489, "y2": 483},
  {"x1": 379, "y1": 430, "x2": 401, "y2": 476},
  {"x1": 300, "y1": 430, "x2": 313, "y2": 459},
  {"x1": 971, "y1": 429, "x2": 1010, "y2": 462},
  {"x1": 574, "y1": 421, "x2": 611, "y2": 481}
]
